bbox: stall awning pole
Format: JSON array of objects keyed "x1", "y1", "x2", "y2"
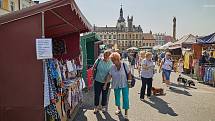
[{"x1": 42, "y1": 12, "x2": 45, "y2": 38}]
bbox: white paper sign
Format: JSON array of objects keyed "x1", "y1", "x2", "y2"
[{"x1": 36, "y1": 38, "x2": 53, "y2": 60}]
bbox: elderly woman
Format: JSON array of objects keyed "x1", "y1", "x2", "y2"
[
  {"x1": 159, "y1": 52, "x2": 173, "y2": 88},
  {"x1": 92, "y1": 50, "x2": 112, "y2": 113},
  {"x1": 138, "y1": 51, "x2": 146, "y2": 77},
  {"x1": 104, "y1": 52, "x2": 131, "y2": 120},
  {"x1": 140, "y1": 52, "x2": 155, "y2": 100}
]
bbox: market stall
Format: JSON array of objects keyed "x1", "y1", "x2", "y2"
[
  {"x1": 80, "y1": 33, "x2": 102, "y2": 89},
  {"x1": 195, "y1": 33, "x2": 215, "y2": 86},
  {"x1": 0, "y1": 0, "x2": 91, "y2": 121}
]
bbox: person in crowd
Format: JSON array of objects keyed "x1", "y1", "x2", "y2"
[
  {"x1": 92, "y1": 50, "x2": 112, "y2": 113},
  {"x1": 130, "y1": 53, "x2": 136, "y2": 75},
  {"x1": 138, "y1": 51, "x2": 146, "y2": 77},
  {"x1": 154, "y1": 53, "x2": 158, "y2": 65},
  {"x1": 177, "y1": 58, "x2": 184, "y2": 76},
  {"x1": 140, "y1": 52, "x2": 155, "y2": 100},
  {"x1": 209, "y1": 52, "x2": 215, "y2": 64},
  {"x1": 159, "y1": 52, "x2": 173, "y2": 89},
  {"x1": 134, "y1": 52, "x2": 139, "y2": 69},
  {"x1": 103, "y1": 52, "x2": 131, "y2": 120},
  {"x1": 159, "y1": 51, "x2": 166, "y2": 82}
]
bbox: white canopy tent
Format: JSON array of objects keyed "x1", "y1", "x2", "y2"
[
  {"x1": 153, "y1": 45, "x2": 162, "y2": 50},
  {"x1": 159, "y1": 42, "x2": 173, "y2": 50}
]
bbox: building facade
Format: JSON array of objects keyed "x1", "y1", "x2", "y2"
[
  {"x1": 142, "y1": 32, "x2": 156, "y2": 50},
  {"x1": 0, "y1": 0, "x2": 38, "y2": 16},
  {"x1": 93, "y1": 7, "x2": 145, "y2": 51},
  {"x1": 153, "y1": 33, "x2": 166, "y2": 46}
]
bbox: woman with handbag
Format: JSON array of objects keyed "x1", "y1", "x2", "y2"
[
  {"x1": 92, "y1": 50, "x2": 112, "y2": 113},
  {"x1": 103, "y1": 52, "x2": 131, "y2": 121},
  {"x1": 140, "y1": 52, "x2": 155, "y2": 100}
]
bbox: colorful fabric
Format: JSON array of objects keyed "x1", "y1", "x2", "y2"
[
  {"x1": 184, "y1": 53, "x2": 190, "y2": 69},
  {"x1": 45, "y1": 104, "x2": 61, "y2": 120},
  {"x1": 114, "y1": 86, "x2": 129, "y2": 110}
]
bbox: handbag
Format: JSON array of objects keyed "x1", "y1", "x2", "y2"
[
  {"x1": 93, "y1": 58, "x2": 101, "y2": 80},
  {"x1": 123, "y1": 63, "x2": 136, "y2": 88}
]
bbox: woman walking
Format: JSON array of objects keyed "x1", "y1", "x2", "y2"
[
  {"x1": 92, "y1": 50, "x2": 112, "y2": 113},
  {"x1": 104, "y1": 52, "x2": 131, "y2": 120},
  {"x1": 159, "y1": 52, "x2": 173, "y2": 89},
  {"x1": 138, "y1": 51, "x2": 146, "y2": 77},
  {"x1": 140, "y1": 52, "x2": 155, "y2": 100}
]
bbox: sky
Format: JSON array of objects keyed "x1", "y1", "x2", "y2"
[{"x1": 39, "y1": 0, "x2": 215, "y2": 39}]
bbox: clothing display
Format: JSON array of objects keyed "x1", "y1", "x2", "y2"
[
  {"x1": 44, "y1": 59, "x2": 85, "y2": 121},
  {"x1": 184, "y1": 53, "x2": 190, "y2": 69},
  {"x1": 203, "y1": 66, "x2": 215, "y2": 85}
]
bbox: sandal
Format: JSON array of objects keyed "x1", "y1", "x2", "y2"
[
  {"x1": 124, "y1": 114, "x2": 129, "y2": 121},
  {"x1": 115, "y1": 110, "x2": 121, "y2": 115},
  {"x1": 93, "y1": 108, "x2": 99, "y2": 114}
]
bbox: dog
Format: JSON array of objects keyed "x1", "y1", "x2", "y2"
[
  {"x1": 177, "y1": 75, "x2": 195, "y2": 87},
  {"x1": 151, "y1": 87, "x2": 164, "y2": 95},
  {"x1": 187, "y1": 80, "x2": 195, "y2": 87}
]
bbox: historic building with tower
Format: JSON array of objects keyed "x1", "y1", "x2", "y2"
[{"x1": 93, "y1": 6, "x2": 155, "y2": 51}]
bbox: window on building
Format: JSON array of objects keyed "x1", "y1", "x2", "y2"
[
  {"x1": 104, "y1": 35, "x2": 107, "y2": 39},
  {"x1": 143, "y1": 43, "x2": 145, "y2": 46},
  {"x1": 122, "y1": 34, "x2": 124, "y2": 39},
  {"x1": 132, "y1": 41, "x2": 135, "y2": 46},
  {"x1": 100, "y1": 35, "x2": 103, "y2": 39},
  {"x1": 113, "y1": 35, "x2": 116, "y2": 39},
  {"x1": 146, "y1": 43, "x2": 148, "y2": 46},
  {"x1": 136, "y1": 41, "x2": 138, "y2": 45},
  {"x1": 153, "y1": 43, "x2": 155, "y2": 46},
  {"x1": 149, "y1": 43, "x2": 152, "y2": 46},
  {"x1": 125, "y1": 41, "x2": 128, "y2": 44},
  {"x1": 125, "y1": 34, "x2": 127, "y2": 39},
  {"x1": 10, "y1": 0, "x2": 15, "y2": 11},
  {"x1": 133, "y1": 34, "x2": 135, "y2": 39},
  {"x1": 136, "y1": 34, "x2": 138, "y2": 39},
  {"x1": 109, "y1": 35, "x2": 112, "y2": 39},
  {"x1": 129, "y1": 34, "x2": 131, "y2": 39}
]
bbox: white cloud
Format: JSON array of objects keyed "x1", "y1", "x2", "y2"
[{"x1": 202, "y1": 5, "x2": 215, "y2": 8}]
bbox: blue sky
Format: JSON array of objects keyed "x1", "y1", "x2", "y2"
[{"x1": 39, "y1": 0, "x2": 215, "y2": 39}]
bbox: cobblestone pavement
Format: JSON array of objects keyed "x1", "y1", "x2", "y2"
[{"x1": 74, "y1": 63, "x2": 215, "y2": 121}]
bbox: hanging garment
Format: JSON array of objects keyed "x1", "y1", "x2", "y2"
[
  {"x1": 45, "y1": 104, "x2": 61, "y2": 121},
  {"x1": 44, "y1": 62, "x2": 50, "y2": 107},
  {"x1": 184, "y1": 53, "x2": 190, "y2": 69}
]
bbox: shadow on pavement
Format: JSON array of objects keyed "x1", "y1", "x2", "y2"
[
  {"x1": 143, "y1": 96, "x2": 178, "y2": 116},
  {"x1": 171, "y1": 83, "x2": 197, "y2": 90},
  {"x1": 74, "y1": 88, "x2": 113, "y2": 121},
  {"x1": 169, "y1": 87, "x2": 192, "y2": 96},
  {"x1": 95, "y1": 112, "x2": 117, "y2": 121}
]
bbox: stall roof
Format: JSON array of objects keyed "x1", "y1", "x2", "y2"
[
  {"x1": 0, "y1": 0, "x2": 92, "y2": 37},
  {"x1": 81, "y1": 32, "x2": 101, "y2": 42},
  {"x1": 159, "y1": 42, "x2": 173, "y2": 50},
  {"x1": 169, "y1": 34, "x2": 197, "y2": 49},
  {"x1": 196, "y1": 32, "x2": 215, "y2": 44}
]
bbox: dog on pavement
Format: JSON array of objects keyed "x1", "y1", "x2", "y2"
[
  {"x1": 151, "y1": 87, "x2": 164, "y2": 95},
  {"x1": 177, "y1": 75, "x2": 195, "y2": 87}
]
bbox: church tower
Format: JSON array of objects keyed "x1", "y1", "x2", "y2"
[
  {"x1": 173, "y1": 17, "x2": 176, "y2": 40},
  {"x1": 116, "y1": 5, "x2": 126, "y2": 29},
  {"x1": 127, "y1": 16, "x2": 133, "y2": 32}
]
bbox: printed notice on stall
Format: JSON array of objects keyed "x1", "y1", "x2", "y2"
[{"x1": 36, "y1": 38, "x2": 53, "y2": 60}]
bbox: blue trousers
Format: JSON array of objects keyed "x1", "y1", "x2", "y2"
[{"x1": 114, "y1": 86, "x2": 129, "y2": 110}]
